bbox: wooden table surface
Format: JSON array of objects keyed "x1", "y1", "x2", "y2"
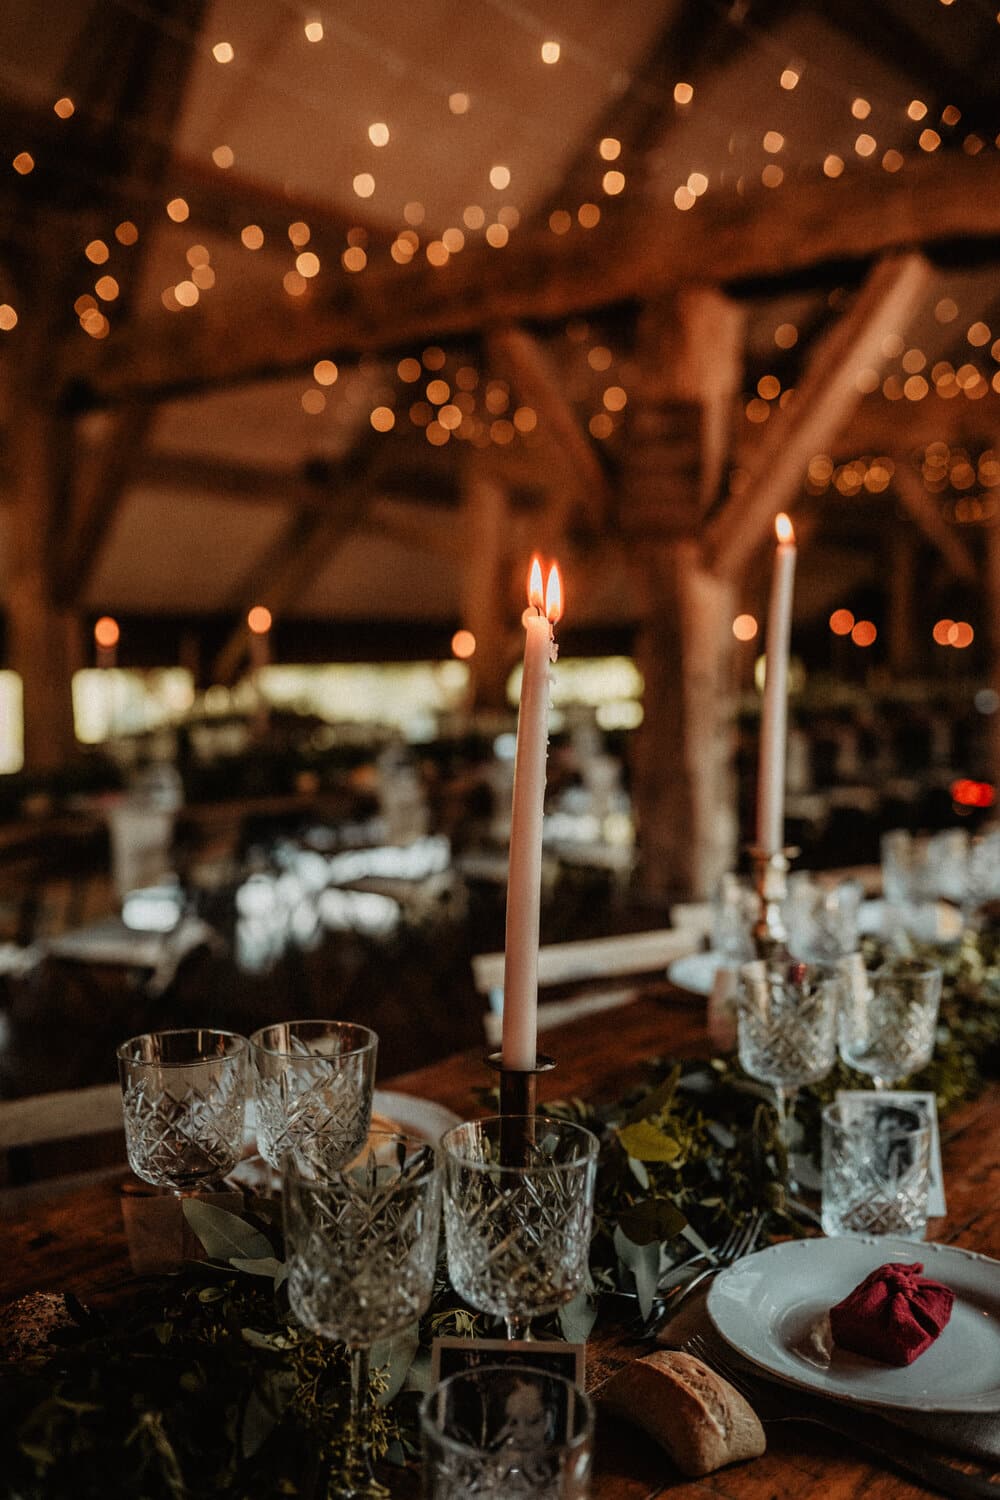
[{"x1": 2, "y1": 986, "x2": 998, "y2": 1499}]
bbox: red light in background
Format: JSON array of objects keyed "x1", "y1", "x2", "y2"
[{"x1": 951, "y1": 778, "x2": 995, "y2": 808}]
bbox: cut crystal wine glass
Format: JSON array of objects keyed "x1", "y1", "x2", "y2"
[
  {"x1": 738, "y1": 959, "x2": 840, "y2": 1192},
  {"x1": 284, "y1": 1134, "x2": 441, "y2": 1499},
  {"x1": 440, "y1": 1116, "x2": 598, "y2": 1341},
  {"x1": 838, "y1": 957, "x2": 942, "y2": 1091}
]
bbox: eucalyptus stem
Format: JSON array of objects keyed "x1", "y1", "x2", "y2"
[{"x1": 328, "y1": 1345, "x2": 387, "y2": 1500}]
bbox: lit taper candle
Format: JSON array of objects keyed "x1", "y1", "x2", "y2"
[
  {"x1": 757, "y1": 513, "x2": 797, "y2": 855},
  {"x1": 502, "y1": 557, "x2": 562, "y2": 1071}
]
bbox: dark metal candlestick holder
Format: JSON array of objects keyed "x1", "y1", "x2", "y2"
[
  {"x1": 485, "y1": 1050, "x2": 556, "y2": 1164},
  {"x1": 747, "y1": 845, "x2": 797, "y2": 960}
]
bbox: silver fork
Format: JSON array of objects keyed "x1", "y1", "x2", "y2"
[
  {"x1": 682, "y1": 1334, "x2": 1000, "y2": 1500},
  {"x1": 658, "y1": 1210, "x2": 765, "y2": 1308},
  {"x1": 641, "y1": 1211, "x2": 765, "y2": 1335}
]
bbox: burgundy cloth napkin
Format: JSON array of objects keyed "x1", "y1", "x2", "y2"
[{"x1": 830, "y1": 1262, "x2": 954, "y2": 1366}]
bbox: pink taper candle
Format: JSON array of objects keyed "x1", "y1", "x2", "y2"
[
  {"x1": 756, "y1": 514, "x2": 797, "y2": 855},
  {"x1": 502, "y1": 558, "x2": 562, "y2": 1070}
]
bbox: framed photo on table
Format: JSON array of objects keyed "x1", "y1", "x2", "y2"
[{"x1": 431, "y1": 1335, "x2": 585, "y2": 1386}]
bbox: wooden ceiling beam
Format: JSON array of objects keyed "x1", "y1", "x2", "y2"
[
  {"x1": 56, "y1": 403, "x2": 155, "y2": 605},
  {"x1": 0, "y1": 96, "x2": 393, "y2": 252},
  {"x1": 211, "y1": 428, "x2": 382, "y2": 682},
  {"x1": 45, "y1": 0, "x2": 209, "y2": 606},
  {"x1": 892, "y1": 462, "x2": 978, "y2": 584},
  {"x1": 542, "y1": 0, "x2": 798, "y2": 217},
  {"x1": 486, "y1": 325, "x2": 610, "y2": 537},
  {"x1": 704, "y1": 253, "x2": 933, "y2": 578},
  {"x1": 67, "y1": 153, "x2": 1000, "y2": 406},
  {"x1": 820, "y1": 2, "x2": 1000, "y2": 141},
  {"x1": 832, "y1": 390, "x2": 1000, "y2": 458}
]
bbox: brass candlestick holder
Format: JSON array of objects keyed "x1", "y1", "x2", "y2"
[
  {"x1": 747, "y1": 846, "x2": 798, "y2": 960},
  {"x1": 485, "y1": 1050, "x2": 557, "y2": 1164}
]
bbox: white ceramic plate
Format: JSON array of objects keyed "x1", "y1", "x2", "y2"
[
  {"x1": 667, "y1": 951, "x2": 724, "y2": 996},
  {"x1": 370, "y1": 1089, "x2": 462, "y2": 1147},
  {"x1": 708, "y1": 1236, "x2": 1000, "y2": 1413}
]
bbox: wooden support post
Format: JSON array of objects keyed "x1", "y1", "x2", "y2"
[
  {"x1": 986, "y1": 523, "x2": 1000, "y2": 789},
  {"x1": 624, "y1": 290, "x2": 745, "y2": 903},
  {"x1": 887, "y1": 526, "x2": 918, "y2": 677},
  {"x1": 6, "y1": 401, "x2": 80, "y2": 771},
  {"x1": 459, "y1": 469, "x2": 513, "y2": 711},
  {"x1": 632, "y1": 543, "x2": 738, "y2": 904}
]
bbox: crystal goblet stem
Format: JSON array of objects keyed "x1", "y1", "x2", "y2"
[
  {"x1": 341, "y1": 1346, "x2": 381, "y2": 1499},
  {"x1": 738, "y1": 959, "x2": 840, "y2": 1205},
  {"x1": 771, "y1": 1083, "x2": 800, "y2": 1194}
]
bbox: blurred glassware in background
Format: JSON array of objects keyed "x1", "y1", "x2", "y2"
[
  {"x1": 837, "y1": 957, "x2": 942, "y2": 1091},
  {"x1": 783, "y1": 872, "x2": 863, "y2": 963},
  {"x1": 878, "y1": 824, "x2": 1000, "y2": 940},
  {"x1": 711, "y1": 873, "x2": 758, "y2": 965},
  {"x1": 965, "y1": 825, "x2": 1000, "y2": 930},
  {"x1": 821, "y1": 1098, "x2": 931, "y2": 1239}
]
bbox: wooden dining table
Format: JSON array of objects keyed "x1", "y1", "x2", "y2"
[{"x1": 2, "y1": 984, "x2": 998, "y2": 1498}]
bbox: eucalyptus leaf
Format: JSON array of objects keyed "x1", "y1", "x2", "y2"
[
  {"x1": 241, "y1": 1328, "x2": 294, "y2": 1351},
  {"x1": 679, "y1": 1222, "x2": 714, "y2": 1258},
  {"x1": 404, "y1": 1349, "x2": 433, "y2": 1395},
  {"x1": 617, "y1": 1197, "x2": 687, "y2": 1246},
  {"x1": 613, "y1": 1227, "x2": 660, "y2": 1321},
  {"x1": 558, "y1": 1291, "x2": 597, "y2": 1344},
  {"x1": 616, "y1": 1118, "x2": 682, "y2": 1163},
  {"x1": 706, "y1": 1121, "x2": 736, "y2": 1150},
  {"x1": 241, "y1": 1370, "x2": 296, "y2": 1459},
  {"x1": 229, "y1": 1255, "x2": 284, "y2": 1279},
  {"x1": 182, "y1": 1200, "x2": 273, "y2": 1262},
  {"x1": 621, "y1": 1064, "x2": 680, "y2": 1125},
  {"x1": 627, "y1": 1156, "x2": 650, "y2": 1189},
  {"x1": 370, "y1": 1322, "x2": 421, "y2": 1406}
]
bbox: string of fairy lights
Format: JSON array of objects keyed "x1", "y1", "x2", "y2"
[
  {"x1": 3, "y1": 0, "x2": 998, "y2": 347},
  {"x1": 2, "y1": 0, "x2": 999, "y2": 664}
]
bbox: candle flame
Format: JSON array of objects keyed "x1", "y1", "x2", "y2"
[
  {"x1": 545, "y1": 562, "x2": 563, "y2": 623},
  {"x1": 775, "y1": 512, "x2": 795, "y2": 545},
  {"x1": 527, "y1": 556, "x2": 545, "y2": 610},
  {"x1": 526, "y1": 556, "x2": 563, "y2": 624}
]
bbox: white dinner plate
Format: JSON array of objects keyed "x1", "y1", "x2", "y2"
[
  {"x1": 708, "y1": 1236, "x2": 1000, "y2": 1413},
  {"x1": 370, "y1": 1089, "x2": 462, "y2": 1146},
  {"x1": 667, "y1": 951, "x2": 724, "y2": 996}
]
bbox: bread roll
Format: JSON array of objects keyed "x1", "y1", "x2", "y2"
[{"x1": 601, "y1": 1349, "x2": 766, "y2": 1476}]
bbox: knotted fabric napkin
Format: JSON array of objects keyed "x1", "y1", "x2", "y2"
[{"x1": 829, "y1": 1262, "x2": 954, "y2": 1366}]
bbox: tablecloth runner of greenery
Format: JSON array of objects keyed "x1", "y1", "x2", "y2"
[{"x1": 3, "y1": 935, "x2": 999, "y2": 1498}]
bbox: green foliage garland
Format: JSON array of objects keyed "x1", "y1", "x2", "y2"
[{"x1": 2, "y1": 935, "x2": 998, "y2": 1497}]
